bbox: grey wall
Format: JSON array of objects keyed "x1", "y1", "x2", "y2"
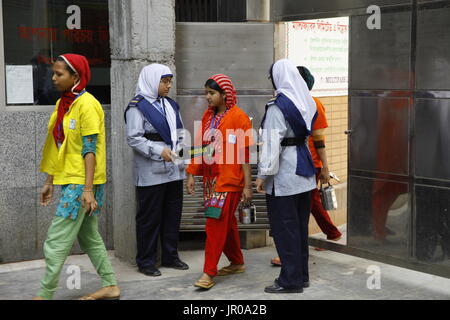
[
  {"x1": 109, "y1": 0, "x2": 177, "y2": 265},
  {"x1": 175, "y1": 22, "x2": 274, "y2": 134},
  {"x1": 0, "y1": 110, "x2": 114, "y2": 264}
]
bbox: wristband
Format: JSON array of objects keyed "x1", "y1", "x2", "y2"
[{"x1": 313, "y1": 140, "x2": 326, "y2": 149}]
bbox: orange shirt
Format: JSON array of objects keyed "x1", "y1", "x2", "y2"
[
  {"x1": 309, "y1": 97, "x2": 328, "y2": 168},
  {"x1": 186, "y1": 106, "x2": 253, "y2": 192}
]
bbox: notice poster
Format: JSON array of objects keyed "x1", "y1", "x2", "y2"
[
  {"x1": 6, "y1": 65, "x2": 34, "y2": 104},
  {"x1": 286, "y1": 17, "x2": 349, "y2": 97}
]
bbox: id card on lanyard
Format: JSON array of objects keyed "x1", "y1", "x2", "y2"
[{"x1": 209, "y1": 112, "x2": 226, "y2": 141}]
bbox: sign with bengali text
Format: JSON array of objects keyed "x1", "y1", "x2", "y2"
[{"x1": 286, "y1": 17, "x2": 349, "y2": 97}]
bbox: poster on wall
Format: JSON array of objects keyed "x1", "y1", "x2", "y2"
[
  {"x1": 286, "y1": 17, "x2": 349, "y2": 97},
  {"x1": 6, "y1": 65, "x2": 34, "y2": 104}
]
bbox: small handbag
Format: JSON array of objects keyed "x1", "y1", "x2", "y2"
[
  {"x1": 204, "y1": 205, "x2": 222, "y2": 219},
  {"x1": 319, "y1": 182, "x2": 338, "y2": 211},
  {"x1": 204, "y1": 192, "x2": 227, "y2": 219}
]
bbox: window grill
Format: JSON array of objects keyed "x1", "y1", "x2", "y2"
[{"x1": 175, "y1": 0, "x2": 246, "y2": 22}]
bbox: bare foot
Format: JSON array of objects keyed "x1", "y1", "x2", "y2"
[
  {"x1": 32, "y1": 296, "x2": 46, "y2": 300},
  {"x1": 78, "y1": 285, "x2": 120, "y2": 300}
]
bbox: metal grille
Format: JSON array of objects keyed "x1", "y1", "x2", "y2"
[
  {"x1": 175, "y1": 0, "x2": 246, "y2": 22},
  {"x1": 181, "y1": 166, "x2": 270, "y2": 231},
  {"x1": 175, "y1": 0, "x2": 218, "y2": 22}
]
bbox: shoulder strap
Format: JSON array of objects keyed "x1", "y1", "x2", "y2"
[
  {"x1": 260, "y1": 97, "x2": 278, "y2": 129},
  {"x1": 124, "y1": 95, "x2": 145, "y2": 123}
]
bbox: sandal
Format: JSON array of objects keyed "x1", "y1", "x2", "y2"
[
  {"x1": 217, "y1": 265, "x2": 246, "y2": 276},
  {"x1": 78, "y1": 286, "x2": 121, "y2": 300},
  {"x1": 78, "y1": 294, "x2": 120, "y2": 300},
  {"x1": 270, "y1": 257, "x2": 282, "y2": 267},
  {"x1": 194, "y1": 279, "x2": 215, "y2": 290},
  {"x1": 328, "y1": 235, "x2": 342, "y2": 241}
]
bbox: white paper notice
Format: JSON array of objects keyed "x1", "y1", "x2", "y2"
[{"x1": 6, "y1": 65, "x2": 34, "y2": 104}]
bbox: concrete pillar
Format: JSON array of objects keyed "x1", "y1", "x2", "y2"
[
  {"x1": 109, "y1": 0, "x2": 176, "y2": 264},
  {"x1": 246, "y1": 0, "x2": 271, "y2": 22},
  {"x1": 274, "y1": 22, "x2": 287, "y2": 60}
]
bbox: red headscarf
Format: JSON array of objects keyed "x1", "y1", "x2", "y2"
[
  {"x1": 209, "y1": 74, "x2": 236, "y2": 109},
  {"x1": 203, "y1": 74, "x2": 237, "y2": 134},
  {"x1": 53, "y1": 54, "x2": 91, "y2": 146}
]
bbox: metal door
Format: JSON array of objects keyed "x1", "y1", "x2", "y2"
[
  {"x1": 348, "y1": 3, "x2": 450, "y2": 275},
  {"x1": 271, "y1": 0, "x2": 450, "y2": 277}
]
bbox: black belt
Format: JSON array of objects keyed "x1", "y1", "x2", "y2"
[
  {"x1": 144, "y1": 132, "x2": 165, "y2": 142},
  {"x1": 281, "y1": 137, "x2": 306, "y2": 147}
]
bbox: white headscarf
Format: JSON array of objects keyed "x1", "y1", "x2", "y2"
[
  {"x1": 136, "y1": 64, "x2": 178, "y2": 151},
  {"x1": 136, "y1": 64, "x2": 173, "y2": 103},
  {"x1": 271, "y1": 59, "x2": 317, "y2": 131}
]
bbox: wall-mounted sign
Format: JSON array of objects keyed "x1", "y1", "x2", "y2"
[{"x1": 286, "y1": 17, "x2": 349, "y2": 97}]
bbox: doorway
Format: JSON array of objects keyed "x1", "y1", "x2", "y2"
[{"x1": 278, "y1": 17, "x2": 350, "y2": 247}]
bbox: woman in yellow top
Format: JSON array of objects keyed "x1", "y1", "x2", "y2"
[{"x1": 33, "y1": 54, "x2": 119, "y2": 300}]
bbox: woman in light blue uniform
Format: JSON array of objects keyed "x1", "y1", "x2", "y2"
[
  {"x1": 256, "y1": 59, "x2": 317, "y2": 294},
  {"x1": 125, "y1": 64, "x2": 189, "y2": 277}
]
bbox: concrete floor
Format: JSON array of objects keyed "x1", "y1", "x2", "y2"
[{"x1": 1, "y1": 242, "x2": 450, "y2": 300}]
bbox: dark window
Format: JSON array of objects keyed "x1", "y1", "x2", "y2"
[
  {"x1": 3, "y1": 0, "x2": 110, "y2": 105},
  {"x1": 176, "y1": 0, "x2": 246, "y2": 22},
  {"x1": 176, "y1": 0, "x2": 218, "y2": 22}
]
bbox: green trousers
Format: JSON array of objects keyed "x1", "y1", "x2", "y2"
[{"x1": 37, "y1": 206, "x2": 117, "y2": 300}]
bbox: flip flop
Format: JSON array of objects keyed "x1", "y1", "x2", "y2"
[
  {"x1": 78, "y1": 292, "x2": 120, "y2": 300},
  {"x1": 194, "y1": 279, "x2": 215, "y2": 290},
  {"x1": 328, "y1": 236, "x2": 342, "y2": 241},
  {"x1": 217, "y1": 266, "x2": 246, "y2": 276},
  {"x1": 270, "y1": 257, "x2": 282, "y2": 267},
  {"x1": 78, "y1": 293, "x2": 121, "y2": 300}
]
